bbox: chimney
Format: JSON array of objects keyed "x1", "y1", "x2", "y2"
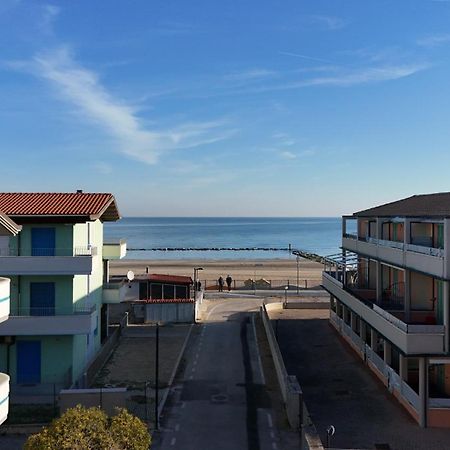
[{"x1": 76, "y1": 189, "x2": 83, "y2": 194}]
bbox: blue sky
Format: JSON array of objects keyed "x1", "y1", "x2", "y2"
[{"x1": 1, "y1": 1, "x2": 450, "y2": 216}]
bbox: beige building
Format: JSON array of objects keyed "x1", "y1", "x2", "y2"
[{"x1": 322, "y1": 193, "x2": 450, "y2": 427}]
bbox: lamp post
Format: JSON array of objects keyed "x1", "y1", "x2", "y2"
[
  {"x1": 284, "y1": 285, "x2": 289, "y2": 308},
  {"x1": 296, "y1": 254, "x2": 300, "y2": 295},
  {"x1": 193, "y1": 267, "x2": 203, "y2": 299},
  {"x1": 154, "y1": 322, "x2": 159, "y2": 430}
]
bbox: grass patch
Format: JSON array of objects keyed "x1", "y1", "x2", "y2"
[{"x1": 6, "y1": 404, "x2": 57, "y2": 424}]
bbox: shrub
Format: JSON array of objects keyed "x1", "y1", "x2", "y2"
[{"x1": 24, "y1": 405, "x2": 151, "y2": 450}]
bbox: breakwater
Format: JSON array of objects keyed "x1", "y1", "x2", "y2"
[{"x1": 128, "y1": 247, "x2": 289, "y2": 252}]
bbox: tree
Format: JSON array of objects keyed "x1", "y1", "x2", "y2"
[{"x1": 24, "y1": 405, "x2": 151, "y2": 450}]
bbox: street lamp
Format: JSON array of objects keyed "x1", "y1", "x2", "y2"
[
  {"x1": 284, "y1": 285, "x2": 289, "y2": 308},
  {"x1": 296, "y1": 254, "x2": 300, "y2": 295}
]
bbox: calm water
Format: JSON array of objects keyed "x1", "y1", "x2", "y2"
[{"x1": 104, "y1": 217, "x2": 342, "y2": 260}]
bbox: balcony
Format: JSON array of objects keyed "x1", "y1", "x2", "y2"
[
  {"x1": 323, "y1": 271, "x2": 445, "y2": 355},
  {"x1": 0, "y1": 247, "x2": 96, "y2": 276},
  {"x1": 0, "y1": 373, "x2": 9, "y2": 425},
  {"x1": 103, "y1": 240, "x2": 126, "y2": 260},
  {"x1": 0, "y1": 278, "x2": 10, "y2": 324},
  {"x1": 342, "y1": 235, "x2": 445, "y2": 279},
  {"x1": 0, "y1": 304, "x2": 97, "y2": 335}
]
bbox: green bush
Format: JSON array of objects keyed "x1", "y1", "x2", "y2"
[{"x1": 24, "y1": 405, "x2": 151, "y2": 450}]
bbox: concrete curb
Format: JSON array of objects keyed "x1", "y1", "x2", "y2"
[{"x1": 157, "y1": 324, "x2": 193, "y2": 418}]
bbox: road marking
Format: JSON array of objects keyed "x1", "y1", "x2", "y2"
[
  {"x1": 267, "y1": 412, "x2": 273, "y2": 428},
  {"x1": 175, "y1": 424, "x2": 180, "y2": 432},
  {"x1": 270, "y1": 431, "x2": 275, "y2": 439},
  {"x1": 195, "y1": 352, "x2": 199, "y2": 359},
  {"x1": 170, "y1": 437, "x2": 176, "y2": 446},
  {"x1": 181, "y1": 402, "x2": 186, "y2": 409},
  {"x1": 272, "y1": 443, "x2": 278, "y2": 450},
  {"x1": 193, "y1": 360, "x2": 197, "y2": 366},
  {"x1": 192, "y1": 367, "x2": 196, "y2": 373},
  {"x1": 189, "y1": 375, "x2": 193, "y2": 380},
  {"x1": 206, "y1": 302, "x2": 227, "y2": 321},
  {"x1": 251, "y1": 314, "x2": 266, "y2": 385}
]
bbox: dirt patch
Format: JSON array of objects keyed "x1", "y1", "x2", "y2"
[{"x1": 93, "y1": 325, "x2": 191, "y2": 389}]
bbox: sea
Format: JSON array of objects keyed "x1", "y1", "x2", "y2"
[{"x1": 104, "y1": 217, "x2": 344, "y2": 260}]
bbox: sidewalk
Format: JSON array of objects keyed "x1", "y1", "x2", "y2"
[{"x1": 269, "y1": 308, "x2": 450, "y2": 450}]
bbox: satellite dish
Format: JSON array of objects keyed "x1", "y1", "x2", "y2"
[{"x1": 127, "y1": 270, "x2": 135, "y2": 282}]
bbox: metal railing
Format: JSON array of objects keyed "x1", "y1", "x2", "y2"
[
  {"x1": 345, "y1": 234, "x2": 444, "y2": 257},
  {"x1": 10, "y1": 304, "x2": 96, "y2": 317},
  {"x1": 202, "y1": 278, "x2": 322, "y2": 291},
  {"x1": 0, "y1": 246, "x2": 96, "y2": 257}
]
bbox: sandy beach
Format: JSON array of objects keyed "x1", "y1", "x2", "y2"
[{"x1": 109, "y1": 257, "x2": 324, "y2": 285}]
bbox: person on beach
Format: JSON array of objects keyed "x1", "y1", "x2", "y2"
[
  {"x1": 226, "y1": 274, "x2": 232, "y2": 291},
  {"x1": 218, "y1": 276, "x2": 224, "y2": 292}
]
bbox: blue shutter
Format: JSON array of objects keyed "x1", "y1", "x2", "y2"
[
  {"x1": 30, "y1": 282, "x2": 55, "y2": 316},
  {"x1": 17, "y1": 341, "x2": 41, "y2": 384},
  {"x1": 31, "y1": 228, "x2": 55, "y2": 256}
]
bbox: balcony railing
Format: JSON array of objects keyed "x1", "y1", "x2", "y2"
[
  {"x1": 10, "y1": 304, "x2": 96, "y2": 317},
  {"x1": 344, "y1": 235, "x2": 444, "y2": 258},
  {"x1": 325, "y1": 271, "x2": 439, "y2": 329},
  {"x1": 0, "y1": 246, "x2": 97, "y2": 257}
]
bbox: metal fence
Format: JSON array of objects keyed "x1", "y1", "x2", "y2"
[{"x1": 202, "y1": 278, "x2": 322, "y2": 291}]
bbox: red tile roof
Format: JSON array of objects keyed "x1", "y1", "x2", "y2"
[
  {"x1": 0, "y1": 193, "x2": 120, "y2": 222},
  {"x1": 145, "y1": 274, "x2": 193, "y2": 285}
]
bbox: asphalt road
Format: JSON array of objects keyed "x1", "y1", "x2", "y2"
[{"x1": 153, "y1": 297, "x2": 283, "y2": 450}]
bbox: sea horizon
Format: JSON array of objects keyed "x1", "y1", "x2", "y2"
[{"x1": 104, "y1": 216, "x2": 343, "y2": 260}]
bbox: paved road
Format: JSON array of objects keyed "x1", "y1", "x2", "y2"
[{"x1": 153, "y1": 297, "x2": 285, "y2": 450}]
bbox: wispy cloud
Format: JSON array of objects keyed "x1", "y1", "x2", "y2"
[
  {"x1": 280, "y1": 150, "x2": 297, "y2": 159},
  {"x1": 39, "y1": 4, "x2": 60, "y2": 35},
  {"x1": 224, "y1": 69, "x2": 277, "y2": 82},
  {"x1": 92, "y1": 161, "x2": 113, "y2": 175},
  {"x1": 242, "y1": 63, "x2": 429, "y2": 93},
  {"x1": 279, "y1": 51, "x2": 335, "y2": 65},
  {"x1": 10, "y1": 47, "x2": 232, "y2": 165},
  {"x1": 296, "y1": 64, "x2": 428, "y2": 87},
  {"x1": 304, "y1": 15, "x2": 348, "y2": 31},
  {"x1": 149, "y1": 21, "x2": 194, "y2": 36},
  {"x1": 417, "y1": 34, "x2": 450, "y2": 47}
]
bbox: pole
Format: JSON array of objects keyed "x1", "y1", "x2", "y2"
[
  {"x1": 155, "y1": 323, "x2": 159, "y2": 430},
  {"x1": 296, "y1": 255, "x2": 300, "y2": 295},
  {"x1": 193, "y1": 268, "x2": 197, "y2": 299},
  {"x1": 144, "y1": 382, "x2": 148, "y2": 423}
]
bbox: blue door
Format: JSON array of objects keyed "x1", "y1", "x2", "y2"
[
  {"x1": 30, "y1": 282, "x2": 55, "y2": 316},
  {"x1": 31, "y1": 228, "x2": 55, "y2": 256},
  {"x1": 17, "y1": 341, "x2": 41, "y2": 384}
]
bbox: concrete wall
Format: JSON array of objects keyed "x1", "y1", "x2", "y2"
[
  {"x1": 73, "y1": 220, "x2": 105, "y2": 380},
  {"x1": 145, "y1": 303, "x2": 195, "y2": 323},
  {"x1": 260, "y1": 303, "x2": 302, "y2": 429}
]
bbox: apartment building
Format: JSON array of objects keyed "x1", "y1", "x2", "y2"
[
  {"x1": 0, "y1": 192, "x2": 125, "y2": 393},
  {"x1": 322, "y1": 193, "x2": 450, "y2": 428},
  {"x1": 0, "y1": 213, "x2": 21, "y2": 425}
]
